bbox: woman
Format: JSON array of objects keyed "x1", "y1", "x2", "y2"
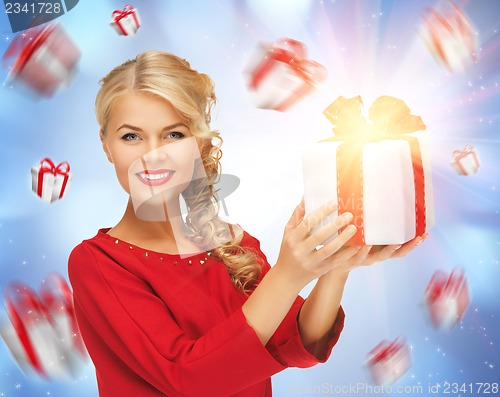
[{"x1": 68, "y1": 50, "x2": 426, "y2": 397}]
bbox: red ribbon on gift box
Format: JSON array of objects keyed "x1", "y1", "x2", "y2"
[
  {"x1": 4, "y1": 283, "x2": 54, "y2": 378},
  {"x1": 112, "y1": 4, "x2": 140, "y2": 35},
  {"x1": 451, "y1": 145, "x2": 479, "y2": 175},
  {"x1": 367, "y1": 337, "x2": 407, "y2": 364},
  {"x1": 249, "y1": 38, "x2": 326, "y2": 111},
  {"x1": 40, "y1": 273, "x2": 87, "y2": 357},
  {"x1": 322, "y1": 96, "x2": 427, "y2": 245},
  {"x1": 36, "y1": 158, "x2": 71, "y2": 199}
]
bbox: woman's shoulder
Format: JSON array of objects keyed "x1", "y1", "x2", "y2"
[
  {"x1": 68, "y1": 228, "x2": 116, "y2": 271},
  {"x1": 233, "y1": 225, "x2": 262, "y2": 250}
]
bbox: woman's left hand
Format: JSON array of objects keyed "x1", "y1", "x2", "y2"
[{"x1": 328, "y1": 233, "x2": 429, "y2": 276}]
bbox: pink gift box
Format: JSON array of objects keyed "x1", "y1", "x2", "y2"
[
  {"x1": 419, "y1": 4, "x2": 477, "y2": 72},
  {"x1": 423, "y1": 267, "x2": 470, "y2": 331},
  {"x1": 110, "y1": 4, "x2": 141, "y2": 36},
  {"x1": 450, "y1": 145, "x2": 480, "y2": 175},
  {"x1": 31, "y1": 158, "x2": 72, "y2": 203},
  {"x1": 366, "y1": 337, "x2": 411, "y2": 385},
  {"x1": 2, "y1": 24, "x2": 81, "y2": 97},
  {"x1": 245, "y1": 38, "x2": 326, "y2": 111}
]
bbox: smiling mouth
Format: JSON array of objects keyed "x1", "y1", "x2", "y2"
[{"x1": 135, "y1": 169, "x2": 175, "y2": 186}]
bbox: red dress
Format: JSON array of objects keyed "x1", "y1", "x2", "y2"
[{"x1": 68, "y1": 229, "x2": 345, "y2": 397}]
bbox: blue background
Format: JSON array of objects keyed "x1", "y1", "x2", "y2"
[{"x1": 0, "y1": 0, "x2": 499, "y2": 396}]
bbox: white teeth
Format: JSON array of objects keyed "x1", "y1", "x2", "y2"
[{"x1": 138, "y1": 172, "x2": 172, "y2": 180}]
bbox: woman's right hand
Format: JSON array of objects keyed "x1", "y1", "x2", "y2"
[{"x1": 274, "y1": 198, "x2": 359, "y2": 290}]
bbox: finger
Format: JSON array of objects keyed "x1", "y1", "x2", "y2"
[
  {"x1": 314, "y1": 224, "x2": 357, "y2": 260},
  {"x1": 300, "y1": 200, "x2": 339, "y2": 235},
  {"x1": 348, "y1": 245, "x2": 373, "y2": 266},
  {"x1": 286, "y1": 198, "x2": 306, "y2": 229},
  {"x1": 391, "y1": 233, "x2": 428, "y2": 258},
  {"x1": 323, "y1": 246, "x2": 361, "y2": 268},
  {"x1": 370, "y1": 244, "x2": 402, "y2": 263},
  {"x1": 307, "y1": 211, "x2": 354, "y2": 247}
]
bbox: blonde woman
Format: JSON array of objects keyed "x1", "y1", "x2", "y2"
[{"x1": 68, "y1": 50, "x2": 426, "y2": 397}]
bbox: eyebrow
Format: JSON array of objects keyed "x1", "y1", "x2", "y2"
[{"x1": 116, "y1": 122, "x2": 190, "y2": 133}]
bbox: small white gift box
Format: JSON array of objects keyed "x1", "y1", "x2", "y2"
[
  {"x1": 110, "y1": 4, "x2": 141, "y2": 36},
  {"x1": 31, "y1": 158, "x2": 72, "y2": 204},
  {"x1": 450, "y1": 145, "x2": 480, "y2": 175}
]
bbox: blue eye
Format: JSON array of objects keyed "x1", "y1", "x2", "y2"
[
  {"x1": 166, "y1": 131, "x2": 185, "y2": 139},
  {"x1": 121, "y1": 133, "x2": 140, "y2": 141}
]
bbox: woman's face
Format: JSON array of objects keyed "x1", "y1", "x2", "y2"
[{"x1": 102, "y1": 92, "x2": 202, "y2": 212}]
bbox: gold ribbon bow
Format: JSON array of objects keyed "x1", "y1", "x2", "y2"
[{"x1": 323, "y1": 95, "x2": 426, "y2": 138}]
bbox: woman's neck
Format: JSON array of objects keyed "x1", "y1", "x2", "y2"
[{"x1": 108, "y1": 197, "x2": 201, "y2": 255}]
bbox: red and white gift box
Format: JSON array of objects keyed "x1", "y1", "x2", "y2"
[
  {"x1": 0, "y1": 275, "x2": 87, "y2": 380},
  {"x1": 450, "y1": 144, "x2": 480, "y2": 175},
  {"x1": 110, "y1": 5, "x2": 141, "y2": 36},
  {"x1": 423, "y1": 267, "x2": 470, "y2": 331},
  {"x1": 366, "y1": 337, "x2": 411, "y2": 385},
  {"x1": 31, "y1": 158, "x2": 72, "y2": 204},
  {"x1": 245, "y1": 38, "x2": 326, "y2": 111},
  {"x1": 2, "y1": 24, "x2": 81, "y2": 97},
  {"x1": 0, "y1": 283, "x2": 69, "y2": 379},
  {"x1": 303, "y1": 96, "x2": 434, "y2": 246},
  {"x1": 39, "y1": 273, "x2": 87, "y2": 360},
  {"x1": 419, "y1": 4, "x2": 477, "y2": 72}
]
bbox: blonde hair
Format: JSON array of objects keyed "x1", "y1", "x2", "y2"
[{"x1": 95, "y1": 50, "x2": 262, "y2": 292}]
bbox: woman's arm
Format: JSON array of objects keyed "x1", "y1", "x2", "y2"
[
  {"x1": 297, "y1": 234, "x2": 429, "y2": 357},
  {"x1": 242, "y1": 199, "x2": 356, "y2": 345}
]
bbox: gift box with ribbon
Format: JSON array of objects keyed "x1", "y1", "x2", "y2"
[
  {"x1": 366, "y1": 337, "x2": 411, "y2": 385},
  {"x1": 450, "y1": 144, "x2": 480, "y2": 175},
  {"x1": 0, "y1": 275, "x2": 87, "y2": 380},
  {"x1": 2, "y1": 24, "x2": 81, "y2": 97},
  {"x1": 110, "y1": 4, "x2": 141, "y2": 36},
  {"x1": 419, "y1": 4, "x2": 477, "y2": 72},
  {"x1": 31, "y1": 158, "x2": 72, "y2": 204},
  {"x1": 245, "y1": 38, "x2": 326, "y2": 111},
  {"x1": 40, "y1": 273, "x2": 87, "y2": 362},
  {"x1": 423, "y1": 267, "x2": 470, "y2": 331},
  {"x1": 303, "y1": 96, "x2": 434, "y2": 246}
]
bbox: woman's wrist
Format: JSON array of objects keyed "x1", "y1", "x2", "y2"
[{"x1": 271, "y1": 260, "x2": 308, "y2": 295}]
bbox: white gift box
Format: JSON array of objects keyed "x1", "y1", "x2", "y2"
[
  {"x1": 245, "y1": 38, "x2": 326, "y2": 111},
  {"x1": 450, "y1": 145, "x2": 480, "y2": 175},
  {"x1": 366, "y1": 338, "x2": 411, "y2": 385},
  {"x1": 31, "y1": 158, "x2": 72, "y2": 204},
  {"x1": 423, "y1": 267, "x2": 470, "y2": 331},
  {"x1": 303, "y1": 96, "x2": 434, "y2": 246},
  {"x1": 110, "y1": 5, "x2": 141, "y2": 36}
]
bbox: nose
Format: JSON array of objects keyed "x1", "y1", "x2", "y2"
[{"x1": 141, "y1": 144, "x2": 169, "y2": 168}]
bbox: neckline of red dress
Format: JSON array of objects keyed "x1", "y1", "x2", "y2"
[{"x1": 96, "y1": 228, "x2": 209, "y2": 259}]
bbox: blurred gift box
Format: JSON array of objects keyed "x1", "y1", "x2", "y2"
[
  {"x1": 2, "y1": 24, "x2": 81, "y2": 97},
  {"x1": 0, "y1": 273, "x2": 88, "y2": 380},
  {"x1": 423, "y1": 266, "x2": 470, "y2": 331},
  {"x1": 245, "y1": 38, "x2": 326, "y2": 111},
  {"x1": 366, "y1": 337, "x2": 411, "y2": 385},
  {"x1": 419, "y1": 4, "x2": 477, "y2": 72}
]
